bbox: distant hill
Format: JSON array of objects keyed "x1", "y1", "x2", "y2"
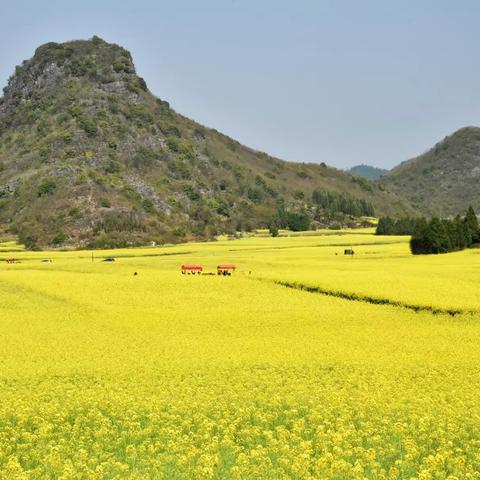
[
  {"x1": 0, "y1": 37, "x2": 412, "y2": 248},
  {"x1": 381, "y1": 127, "x2": 480, "y2": 216},
  {"x1": 349, "y1": 164, "x2": 388, "y2": 180}
]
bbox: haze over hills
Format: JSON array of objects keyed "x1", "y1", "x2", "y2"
[
  {"x1": 349, "y1": 165, "x2": 388, "y2": 180},
  {"x1": 0, "y1": 37, "x2": 412, "y2": 248},
  {"x1": 381, "y1": 127, "x2": 480, "y2": 216}
]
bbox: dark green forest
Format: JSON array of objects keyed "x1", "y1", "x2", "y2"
[{"x1": 376, "y1": 207, "x2": 480, "y2": 255}]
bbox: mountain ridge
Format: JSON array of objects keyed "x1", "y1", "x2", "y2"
[{"x1": 349, "y1": 164, "x2": 388, "y2": 180}]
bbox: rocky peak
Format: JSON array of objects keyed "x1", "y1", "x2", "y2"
[{"x1": 0, "y1": 36, "x2": 146, "y2": 114}]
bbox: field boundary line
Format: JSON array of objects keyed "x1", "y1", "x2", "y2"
[
  {"x1": 228, "y1": 241, "x2": 405, "y2": 252},
  {"x1": 270, "y1": 280, "x2": 478, "y2": 317},
  {"x1": 0, "y1": 250, "x2": 194, "y2": 262}
]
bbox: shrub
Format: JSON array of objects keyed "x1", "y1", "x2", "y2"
[
  {"x1": 52, "y1": 232, "x2": 67, "y2": 245},
  {"x1": 297, "y1": 170, "x2": 310, "y2": 179},
  {"x1": 216, "y1": 201, "x2": 230, "y2": 217},
  {"x1": 169, "y1": 160, "x2": 191, "y2": 180},
  {"x1": 285, "y1": 212, "x2": 310, "y2": 231},
  {"x1": 104, "y1": 159, "x2": 121, "y2": 174},
  {"x1": 247, "y1": 188, "x2": 263, "y2": 204},
  {"x1": 276, "y1": 207, "x2": 310, "y2": 232},
  {"x1": 294, "y1": 191, "x2": 305, "y2": 200},
  {"x1": 352, "y1": 176, "x2": 373, "y2": 192},
  {"x1": 18, "y1": 228, "x2": 40, "y2": 250},
  {"x1": 61, "y1": 149, "x2": 75, "y2": 160},
  {"x1": 269, "y1": 223, "x2": 279, "y2": 237},
  {"x1": 68, "y1": 207, "x2": 81, "y2": 219},
  {"x1": 183, "y1": 184, "x2": 201, "y2": 201},
  {"x1": 167, "y1": 137, "x2": 180, "y2": 152},
  {"x1": 159, "y1": 124, "x2": 180, "y2": 137},
  {"x1": 142, "y1": 198, "x2": 155, "y2": 213},
  {"x1": 124, "y1": 103, "x2": 152, "y2": 125},
  {"x1": 137, "y1": 77, "x2": 148, "y2": 91},
  {"x1": 38, "y1": 146, "x2": 49, "y2": 159},
  {"x1": 131, "y1": 147, "x2": 158, "y2": 170},
  {"x1": 112, "y1": 56, "x2": 133, "y2": 73},
  {"x1": 76, "y1": 115, "x2": 97, "y2": 136},
  {"x1": 37, "y1": 178, "x2": 57, "y2": 197}
]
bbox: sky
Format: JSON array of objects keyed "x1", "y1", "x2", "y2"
[{"x1": 1, "y1": 0, "x2": 480, "y2": 170}]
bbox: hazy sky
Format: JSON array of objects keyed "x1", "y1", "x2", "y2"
[{"x1": 1, "y1": 0, "x2": 480, "y2": 169}]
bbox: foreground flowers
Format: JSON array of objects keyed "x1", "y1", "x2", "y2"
[{"x1": 0, "y1": 232, "x2": 479, "y2": 478}]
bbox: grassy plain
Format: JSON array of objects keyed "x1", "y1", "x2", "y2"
[{"x1": 0, "y1": 231, "x2": 479, "y2": 479}]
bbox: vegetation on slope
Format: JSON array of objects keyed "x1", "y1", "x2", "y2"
[
  {"x1": 381, "y1": 127, "x2": 480, "y2": 216},
  {"x1": 0, "y1": 36, "x2": 412, "y2": 248}
]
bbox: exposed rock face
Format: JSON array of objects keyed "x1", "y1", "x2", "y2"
[{"x1": 124, "y1": 174, "x2": 171, "y2": 215}]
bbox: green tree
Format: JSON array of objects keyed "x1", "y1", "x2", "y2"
[
  {"x1": 464, "y1": 206, "x2": 479, "y2": 244},
  {"x1": 376, "y1": 217, "x2": 394, "y2": 235},
  {"x1": 269, "y1": 223, "x2": 279, "y2": 237},
  {"x1": 410, "y1": 218, "x2": 429, "y2": 254},
  {"x1": 285, "y1": 212, "x2": 310, "y2": 232}
]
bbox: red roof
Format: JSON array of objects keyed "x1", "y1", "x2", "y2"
[
  {"x1": 181, "y1": 264, "x2": 203, "y2": 270},
  {"x1": 217, "y1": 264, "x2": 236, "y2": 270}
]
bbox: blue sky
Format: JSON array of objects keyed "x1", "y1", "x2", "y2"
[{"x1": 1, "y1": 0, "x2": 480, "y2": 169}]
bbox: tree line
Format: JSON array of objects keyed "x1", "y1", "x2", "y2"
[
  {"x1": 376, "y1": 206, "x2": 480, "y2": 254},
  {"x1": 268, "y1": 189, "x2": 376, "y2": 236},
  {"x1": 376, "y1": 216, "x2": 418, "y2": 235},
  {"x1": 312, "y1": 189, "x2": 374, "y2": 217}
]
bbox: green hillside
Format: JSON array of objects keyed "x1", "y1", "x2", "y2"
[
  {"x1": 0, "y1": 37, "x2": 412, "y2": 248},
  {"x1": 381, "y1": 127, "x2": 480, "y2": 216}
]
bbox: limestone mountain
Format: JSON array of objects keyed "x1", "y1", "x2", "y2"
[
  {"x1": 0, "y1": 37, "x2": 411, "y2": 248},
  {"x1": 381, "y1": 127, "x2": 480, "y2": 216}
]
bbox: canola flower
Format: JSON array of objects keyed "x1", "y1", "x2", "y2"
[{"x1": 0, "y1": 232, "x2": 479, "y2": 478}]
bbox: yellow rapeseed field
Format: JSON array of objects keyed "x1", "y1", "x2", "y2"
[{"x1": 0, "y1": 231, "x2": 480, "y2": 479}]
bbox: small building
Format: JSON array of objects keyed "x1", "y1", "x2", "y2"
[
  {"x1": 181, "y1": 264, "x2": 203, "y2": 275},
  {"x1": 217, "y1": 264, "x2": 236, "y2": 276},
  {"x1": 344, "y1": 249, "x2": 354, "y2": 255}
]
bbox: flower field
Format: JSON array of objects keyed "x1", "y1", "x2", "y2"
[{"x1": 1, "y1": 231, "x2": 480, "y2": 479}]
